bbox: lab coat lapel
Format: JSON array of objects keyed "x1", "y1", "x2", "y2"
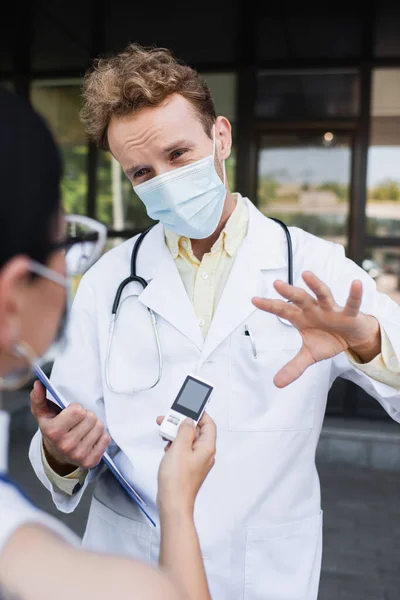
[
  {"x1": 138, "y1": 226, "x2": 203, "y2": 351},
  {"x1": 201, "y1": 201, "x2": 288, "y2": 360}
]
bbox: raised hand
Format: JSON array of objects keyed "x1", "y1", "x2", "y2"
[{"x1": 252, "y1": 271, "x2": 381, "y2": 388}]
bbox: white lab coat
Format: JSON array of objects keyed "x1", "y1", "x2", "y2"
[{"x1": 29, "y1": 199, "x2": 400, "y2": 600}]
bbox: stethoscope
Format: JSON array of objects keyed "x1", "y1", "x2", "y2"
[
  {"x1": 105, "y1": 218, "x2": 293, "y2": 393},
  {"x1": 105, "y1": 224, "x2": 162, "y2": 394}
]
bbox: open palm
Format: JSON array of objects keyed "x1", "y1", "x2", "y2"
[{"x1": 252, "y1": 271, "x2": 380, "y2": 388}]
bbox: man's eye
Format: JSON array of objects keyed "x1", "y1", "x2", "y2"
[
  {"x1": 134, "y1": 168, "x2": 149, "y2": 179},
  {"x1": 170, "y1": 149, "x2": 186, "y2": 161}
]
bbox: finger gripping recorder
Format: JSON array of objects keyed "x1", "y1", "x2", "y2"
[{"x1": 158, "y1": 375, "x2": 214, "y2": 442}]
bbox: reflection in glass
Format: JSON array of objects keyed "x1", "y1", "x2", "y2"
[
  {"x1": 96, "y1": 152, "x2": 153, "y2": 231},
  {"x1": 363, "y1": 248, "x2": 400, "y2": 304},
  {"x1": 31, "y1": 82, "x2": 88, "y2": 216},
  {"x1": 257, "y1": 132, "x2": 352, "y2": 245},
  {"x1": 367, "y1": 69, "x2": 400, "y2": 237}
]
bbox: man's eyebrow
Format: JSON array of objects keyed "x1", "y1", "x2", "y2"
[{"x1": 163, "y1": 139, "x2": 195, "y2": 154}]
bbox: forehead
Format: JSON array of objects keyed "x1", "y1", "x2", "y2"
[{"x1": 107, "y1": 94, "x2": 207, "y2": 159}]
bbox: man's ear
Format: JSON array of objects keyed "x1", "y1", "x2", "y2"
[
  {"x1": 0, "y1": 256, "x2": 30, "y2": 349},
  {"x1": 215, "y1": 116, "x2": 232, "y2": 161}
]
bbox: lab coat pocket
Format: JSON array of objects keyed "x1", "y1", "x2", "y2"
[
  {"x1": 244, "y1": 512, "x2": 323, "y2": 600},
  {"x1": 82, "y1": 498, "x2": 152, "y2": 562},
  {"x1": 229, "y1": 334, "x2": 317, "y2": 431}
]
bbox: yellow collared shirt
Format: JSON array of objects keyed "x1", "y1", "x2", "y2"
[{"x1": 165, "y1": 193, "x2": 249, "y2": 337}]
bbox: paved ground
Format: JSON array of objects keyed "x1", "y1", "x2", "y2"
[{"x1": 7, "y1": 421, "x2": 400, "y2": 600}]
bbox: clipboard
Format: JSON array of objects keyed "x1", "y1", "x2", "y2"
[{"x1": 33, "y1": 365, "x2": 156, "y2": 528}]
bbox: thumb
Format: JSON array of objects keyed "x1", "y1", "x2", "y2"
[
  {"x1": 173, "y1": 418, "x2": 196, "y2": 448},
  {"x1": 30, "y1": 381, "x2": 57, "y2": 421}
]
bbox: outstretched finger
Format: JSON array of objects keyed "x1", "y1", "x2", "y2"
[
  {"x1": 252, "y1": 297, "x2": 301, "y2": 323},
  {"x1": 302, "y1": 271, "x2": 335, "y2": 310},
  {"x1": 273, "y1": 280, "x2": 316, "y2": 310},
  {"x1": 273, "y1": 346, "x2": 315, "y2": 388},
  {"x1": 343, "y1": 280, "x2": 363, "y2": 317}
]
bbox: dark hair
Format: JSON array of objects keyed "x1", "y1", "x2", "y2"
[{"x1": 0, "y1": 88, "x2": 62, "y2": 270}]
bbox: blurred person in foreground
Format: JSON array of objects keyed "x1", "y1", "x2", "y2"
[{"x1": 0, "y1": 88, "x2": 215, "y2": 600}]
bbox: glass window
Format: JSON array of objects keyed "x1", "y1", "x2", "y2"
[
  {"x1": 257, "y1": 131, "x2": 352, "y2": 245},
  {"x1": 363, "y1": 247, "x2": 400, "y2": 304},
  {"x1": 96, "y1": 152, "x2": 152, "y2": 231},
  {"x1": 31, "y1": 81, "x2": 88, "y2": 216},
  {"x1": 367, "y1": 69, "x2": 400, "y2": 237},
  {"x1": 256, "y1": 71, "x2": 359, "y2": 120},
  {"x1": 201, "y1": 73, "x2": 236, "y2": 123},
  {"x1": 201, "y1": 73, "x2": 236, "y2": 191}
]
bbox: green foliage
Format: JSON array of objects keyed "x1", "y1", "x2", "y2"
[
  {"x1": 226, "y1": 147, "x2": 236, "y2": 191},
  {"x1": 61, "y1": 146, "x2": 87, "y2": 215},
  {"x1": 369, "y1": 179, "x2": 400, "y2": 201},
  {"x1": 268, "y1": 212, "x2": 347, "y2": 238},
  {"x1": 258, "y1": 176, "x2": 279, "y2": 207},
  {"x1": 315, "y1": 181, "x2": 348, "y2": 201}
]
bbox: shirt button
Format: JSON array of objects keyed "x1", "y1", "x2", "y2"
[
  {"x1": 202, "y1": 272, "x2": 209, "y2": 280},
  {"x1": 199, "y1": 318, "x2": 206, "y2": 327},
  {"x1": 389, "y1": 355, "x2": 398, "y2": 368}
]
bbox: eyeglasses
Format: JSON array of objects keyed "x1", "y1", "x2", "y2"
[
  {"x1": 0, "y1": 215, "x2": 107, "y2": 391},
  {"x1": 30, "y1": 214, "x2": 108, "y2": 283}
]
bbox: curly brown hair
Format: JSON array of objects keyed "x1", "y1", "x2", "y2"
[{"x1": 80, "y1": 43, "x2": 217, "y2": 151}]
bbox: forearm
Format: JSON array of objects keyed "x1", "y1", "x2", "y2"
[
  {"x1": 0, "y1": 525, "x2": 181, "y2": 600},
  {"x1": 159, "y1": 508, "x2": 211, "y2": 600}
]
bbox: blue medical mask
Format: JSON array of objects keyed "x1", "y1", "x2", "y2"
[{"x1": 133, "y1": 127, "x2": 227, "y2": 239}]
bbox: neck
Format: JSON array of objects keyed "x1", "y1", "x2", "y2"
[{"x1": 191, "y1": 191, "x2": 236, "y2": 261}]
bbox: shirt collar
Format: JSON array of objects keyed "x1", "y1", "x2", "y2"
[
  {"x1": 0, "y1": 410, "x2": 10, "y2": 473},
  {"x1": 219, "y1": 193, "x2": 248, "y2": 257},
  {"x1": 165, "y1": 193, "x2": 248, "y2": 259},
  {"x1": 164, "y1": 227, "x2": 180, "y2": 259}
]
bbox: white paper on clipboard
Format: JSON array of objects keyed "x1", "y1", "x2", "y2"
[{"x1": 33, "y1": 365, "x2": 156, "y2": 527}]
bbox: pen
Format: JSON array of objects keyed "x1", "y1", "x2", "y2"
[{"x1": 244, "y1": 325, "x2": 257, "y2": 358}]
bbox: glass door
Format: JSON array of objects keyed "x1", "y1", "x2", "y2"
[
  {"x1": 256, "y1": 128, "x2": 358, "y2": 417},
  {"x1": 257, "y1": 129, "x2": 354, "y2": 248}
]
